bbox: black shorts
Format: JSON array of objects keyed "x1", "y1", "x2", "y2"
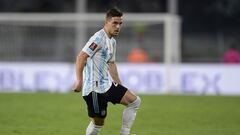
[{"x1": 83, "y1": 82, "x2": 128, "y2": 118}]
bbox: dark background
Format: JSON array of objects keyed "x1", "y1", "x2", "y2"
[{"x1": 0, "y1": 0, "x2": 239, "y2": 62}]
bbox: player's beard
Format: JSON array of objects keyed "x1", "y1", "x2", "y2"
[{"x1": 113, "y1": 30, "x2": 120, "y2": 36}]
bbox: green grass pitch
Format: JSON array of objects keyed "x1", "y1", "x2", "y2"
[{"x1": 0, "y1": 93, "x2": 240, "y2": 135}]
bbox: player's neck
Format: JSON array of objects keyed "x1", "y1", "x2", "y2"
[{"x1": 103, "y1": 27, "x2": 112, "y2": 38}]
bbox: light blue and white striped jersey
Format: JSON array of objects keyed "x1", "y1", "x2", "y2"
[{"x1": 81, "y1": 29, "x2": 116, "y2": 96}]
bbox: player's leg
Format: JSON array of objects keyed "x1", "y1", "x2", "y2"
[
  {"x1": 83, "y1": 92, "x2": 108, "y2": 135},
  {"x1": 86, "y1": 117, "x2": 105, "y2": 135},
  {"x1": 120, "y1": 90, "x2": 141, "y2": 135},
  {"x1": 120, "y1": 90, "x2": 137, "y2": 105},
  {"x1": 104, "y1": 83, "x2": 141, "y2": 135}
]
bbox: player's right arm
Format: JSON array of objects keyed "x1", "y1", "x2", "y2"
[{"x1": 73, "y1": 51, "x2": 89, "y2": 92}]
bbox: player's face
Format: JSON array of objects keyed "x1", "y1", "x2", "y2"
[{"x1": 105, "y1": 16, "x2": 123, "y2": 37}]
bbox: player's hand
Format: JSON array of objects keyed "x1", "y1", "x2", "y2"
[{"x1": 73, "y1": 80, "x2": 82, "y2": 92}]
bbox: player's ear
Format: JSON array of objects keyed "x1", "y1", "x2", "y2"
[
  {"x1": 104, "y1": 20, "x2": 107, "y2": 25},
  {"x1": 105, "y1": 16, "x2": 112, "y2": 23},
  {"x1": 104, "y1": 19, "x2": 108, "y2": 25}
]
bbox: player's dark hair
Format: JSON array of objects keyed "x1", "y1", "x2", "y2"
[{"x1": 106, "y1": 7, "x2": 123, "y2": 19}]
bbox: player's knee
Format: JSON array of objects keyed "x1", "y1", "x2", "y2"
[
  {"x1": 128, "y1": 96, "x2": 141, "y2": 109},
  {"x1": 135, "y1": 96, "x2": 141, "y2": 108},
  {"x1": 92, "y1": 117, "x2": 105, "y2": 126}
]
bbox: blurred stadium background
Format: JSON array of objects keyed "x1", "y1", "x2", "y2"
[
  {"x1": 0, "y1": 0, "x2": 240, "y2": 62},
  {"x1": 0, "y1": 0, "x2": 240, "y2": 134},
  {"x1": 0, "y1": 0, "x2": 239, "y2": 94}
]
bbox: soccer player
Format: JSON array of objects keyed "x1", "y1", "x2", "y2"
[{"x1": 73, "y1": 7, "x2": 141, "y2": 135}]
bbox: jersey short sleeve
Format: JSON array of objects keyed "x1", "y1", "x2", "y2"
[{"x1": 82, "y1": 36, "x2": 102, "y2": 57}]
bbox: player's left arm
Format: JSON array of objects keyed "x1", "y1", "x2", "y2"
[{"x1": 108, "y1": 62, "x2": 122, "y2": 85}]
